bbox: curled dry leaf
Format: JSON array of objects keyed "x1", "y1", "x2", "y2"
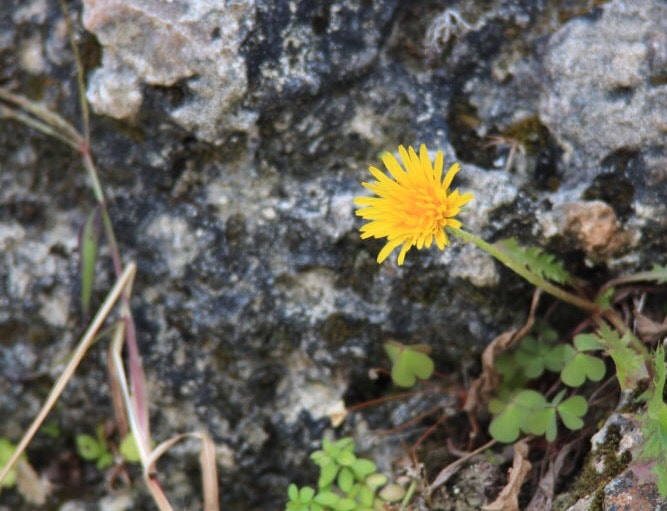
[
  {"x1": 16, "y1": 458, "x2": 51, "y2": 506},
  {"x1": 482, "y1": 440, "x2": 532, "y2": 511},
  {"x1": 635, "y1": 311, "x2": 667, "y2": 344},
  {"x1": 464, "y1": 290, "x2": 542, "y2": 414}
]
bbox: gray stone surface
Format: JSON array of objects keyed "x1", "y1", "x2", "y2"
[{"x1": 1, "y1": 0, "x2": 666, "y2": 509}]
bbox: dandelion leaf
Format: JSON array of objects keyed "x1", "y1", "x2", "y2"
[
  {"x1": 640, "y1": 347, "x2": 667, "y2": 496},
  {"x1": 498, "y1": 238, "x2": 572, "y2": 284},
  {"x1": 650, "y1": 264, "x2": 667, "y2": 284},
  {"x1": 597, "y1": 324, "x2": 648, "y2": 391}
]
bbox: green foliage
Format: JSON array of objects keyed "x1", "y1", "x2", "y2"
[
  {"x1": 595, "y1": 324, "x2": 648, "y2": 391},
  {"x1": 0, "y1": 438, "x2": 22, "y2": 488},
  {"x1": 489, "y1": 389, "x2": 588, "y2": 443},
  {"x1": 119, "y1": 433, "x2": 142, "y2": 463},
  {"x1": 648, "y1": 263, "x2": 667, "y2": 284},
  {"x1": 384, "y1": 341, "x2": 434, "y2": 387},
  {"x1": 76, "y1": 427, "x2": 143, "y2": 469},
  {"x1": 489, "y1": 325, "x2": 594, "y2": 443},
  {"x1": 639, "y1": 347, "x2": 667, "y2": 496},
  {"x1": 76, "y1": 426, "x2": 113, "y2": 470},
  {"x1": 80, "y1": 208, "x2": 101, "y2": 316},
  {"x1": 286, "y1": 437, "x2": 405, "y2": 511},
  {"x1": 559, "y1": 334, "x2": 606, "y2": 387},
  {"x1": 497, "y1": 238, "x2": 572, "y2": 285}
]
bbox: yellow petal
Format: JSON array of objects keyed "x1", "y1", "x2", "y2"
[
  {"x1": 397, "y1": 242, "x2": 412, "y2": 265},
  {"x1": 442, "y1": 162, "x2": 461, "y2": 191},
  {"x1": 377, "y1": 238, "x2": 404, "y2": 263}
]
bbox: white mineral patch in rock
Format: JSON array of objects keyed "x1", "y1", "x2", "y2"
[
  {"x1": 449, "y1": 244, "x2": 500, "y2": 287},
  {"x1": 277, "y1": 351, "x2": 347, "y2": 425},
  {"x1": 19, "y1": 35, "x2": 46, "y2": 74},
  {"x1": 83, "y1": 0, "x2": 257, "y2": 143},
  {"x1": 146, "y1": 214, "x2": 197, "y2": 278},
  {"x1": 99, "y1": 493, "x2": 134, "y2": 511},
  {"x1": 39, "y1": 287, "x2": 70, "y2": 327},
  {"x1": 86, "y1": 65, "x2": 142, "y2": 120},
  {"x1": 458, "y1": 165, "x2": 518, "y2": 231}
]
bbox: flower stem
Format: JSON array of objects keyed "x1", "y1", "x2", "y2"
[{"x1": 449, "y1": 228, "x2": 600, "y2": 314}]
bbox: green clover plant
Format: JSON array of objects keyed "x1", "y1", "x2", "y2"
[{"x1": 285, "y1": 437, "x2": 405, "y2": 511}]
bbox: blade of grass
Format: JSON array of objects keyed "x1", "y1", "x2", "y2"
[{"x1": 0, "y1": 262, "x2": 137, "y2": 487}]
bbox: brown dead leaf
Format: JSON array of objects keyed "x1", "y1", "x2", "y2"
[
  {"x1": 635, "y1": 311, "x2": 667, "y2": 344},
  {"x1": 482, "y1": 440, "x2": 532, "y2": 511},
  {"x1": 525, "y1": 440, "x2": 577, "y2": 511},
  {"x1": 16, "y1": 458, "x2": 51, "y2": 505},
  {"x1": 464, "y1": 290, "x2": 542, "y2": 414}
]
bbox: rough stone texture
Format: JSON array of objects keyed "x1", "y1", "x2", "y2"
[
  {"x1": 82, "y1": 0, "x2": 257, "y2": 143},
  {"x1": 1, "y1": 0, "x2": 666, "y2": 510},
  {"x1": 539, "y1": 0, "x2": 667, "y2": 180}
]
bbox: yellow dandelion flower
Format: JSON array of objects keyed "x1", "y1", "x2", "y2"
[{"x1": 354, "y1": 144, "x2": 473, "y2": 265}]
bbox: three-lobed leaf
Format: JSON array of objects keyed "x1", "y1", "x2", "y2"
[{"x1": 384, "y1": 341, "x2": 434, "y2": 387}]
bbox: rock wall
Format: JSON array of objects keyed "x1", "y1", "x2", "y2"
[{"x1": 1, "y1": 0, "x2": 665, "y2": 509}]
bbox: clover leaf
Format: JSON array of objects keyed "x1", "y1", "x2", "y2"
[
  {"x1": 559, "y1": 335, "x2": 606, "y2": 387},
  {"x1": 384, "y1": 341, "x2": 434, "y2": 387}
]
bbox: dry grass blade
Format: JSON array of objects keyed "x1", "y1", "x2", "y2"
[
  {"x1": 464, "y1": 290, "x2": 542, "y2": 414},
  {"x1": 428, "y1": 439, "x2": 496, "y2": 495},
  {"x1": 525, "y1": 440, "x2": 576, "y2": 511},
  {"x1": 482, "y1": 439, "x2": 532, "y2": 511},
  {"x1": 0, "y1": 263, "x2": 137, "y2": 487},
  {"x1": 145, "y1": 433, "x2": 220, "y2": 511},
  {"x1": 110, "y1": 324, "x2": 219, "y2": 511},
  {"x1": 0, "y1": 87, "x2": 82, "y2": 144},
  {"x1": 0, "y1": 103, "x2": 80, "y2": 149}
]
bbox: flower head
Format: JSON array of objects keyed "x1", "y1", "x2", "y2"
[{"x1": 354, "y1": 144, "x2": 473, "y2": 265}]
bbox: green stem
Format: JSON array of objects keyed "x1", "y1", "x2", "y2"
[{"x1": 449, "y1": 228, "x2": 600, "y2": 314}]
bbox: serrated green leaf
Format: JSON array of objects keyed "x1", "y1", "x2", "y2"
[
  {"x1": 80, "y1": 209, "x2": 101, "y2": 317},
  {"x1": 497, "y1": 238, "x2": 572, "y2": 285},
  {"x1": 596, "y1": 287, "x2": 615, "y2": 309},
  {"x1": 597, "y1": 325, "x2": 648, "y2": 391}
]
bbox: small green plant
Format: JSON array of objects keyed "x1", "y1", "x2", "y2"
[
  {"x1": 0, "y1": 439, "x2": 21, "y2": 488},
  {"x1": 488, "y1": 327, "x2": 600, "y2": 443},
  {"x1": 285, "y1": 437, "x2": 405, "y2": 511},
  {"x1": 76, "y1": 425, "x2": 114, "y2": 469},
  {"x1": 384, "y1": 341, "x2": 434, "y2": 387},
  {"x1": 76, "y1": 426, "x2": 143, "y2": 469},
  {"x1": 639, "y1": 347, "x2": 667, "y2": 494}
]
